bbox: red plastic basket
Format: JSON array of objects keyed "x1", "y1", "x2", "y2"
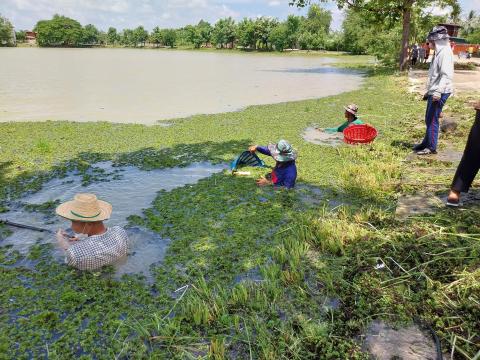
[{"x1": 343, "y1": 124, "x2": 378, "y2": 145}]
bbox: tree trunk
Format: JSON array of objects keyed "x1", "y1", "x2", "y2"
[{"x1": 399, "y1": 0, "x2": 414, "y2": 71}]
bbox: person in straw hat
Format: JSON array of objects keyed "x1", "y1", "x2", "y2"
[
  {"x1": 248, "y1": 139, "x2": 297, "y2": 189},
  {"x1": 413, "y1": 25, "x2": 454, "y2": 155},
  {"x1": 321, "y1": 104, "x2": 364, "y2": 133},
  {"x1": 55, "y1": 193, "x2": 128, "y2": 271}
]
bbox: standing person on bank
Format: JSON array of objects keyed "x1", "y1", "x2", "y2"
[
  {"x1": 447, "y1": 104, "x2": 480, "y2": 206},
  {"x1": 413, "y1": 26, "x2": 454, "y2": 155},
  {"x1": 55, "y1": 193, "x2": 128, "y2": 270}
]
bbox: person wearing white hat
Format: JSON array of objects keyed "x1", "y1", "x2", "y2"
[
  {"x1": 413, "y1": 26, "x2": 454, "y2": 155},
  {"x1": 55, "y1": 193, "x2": 128, "y2": 271}
]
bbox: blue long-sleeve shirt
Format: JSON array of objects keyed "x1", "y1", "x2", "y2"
[{"x1": 257, "y1": 146, "x2": 297, "y2": 189}]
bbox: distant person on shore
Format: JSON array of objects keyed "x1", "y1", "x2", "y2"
[
  {"x1": 418, "y1": 46, "x2": 426, "y2": 64},
  {"x1": 55, "y1": 193, "x2": 128, "y2": 270},
  {"x1": 447, "y1": 104, "x2": 480, "y2": 206},
  {"x1": 424, "y1": 43, "x2": 431, "y2": 62},
  {"x1": 248, "y1": 140, "x2": 297, "y2": 189},
  {"x1": 320, "y1": 104, "x2": 363, "y2": 133},
  {"x1": 413, "y1": 26, "x2": 454, "y2": 155},
  {"x1": 411, "y1": 44, "x2": 419, "y2": 66}
]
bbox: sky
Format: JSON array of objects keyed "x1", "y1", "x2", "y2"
[{"x1": 0, "y1": 0, "x2": 479, "y2": 32}]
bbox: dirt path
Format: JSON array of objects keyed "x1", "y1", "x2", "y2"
[{"x1": 408, "y1": 68, "x2": 480, "y2": 95}]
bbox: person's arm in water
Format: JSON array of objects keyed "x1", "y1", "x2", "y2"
[
  {"x1": 56, "y1": 229, "x2": 78, "y2": 250},
  {"x1": 324, "y1": 118, "x2": 363, "y2": 133}
]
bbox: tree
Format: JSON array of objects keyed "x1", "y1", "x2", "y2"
[
  {"x1": 161, "y1": 29, "x2": 176, "y2": 48},
  {"x1": 133, "y1": 26, "x2": 148, "y2": 47},
  {"x1": 304, "y1": 4, "x2": 332, "y2": 34},
  {"x1": 285, "y1": 15, "x2": 302, "y2": 48},
  {"x1": 255, "y1": 17, "x2": 279, "y2": 50},
  {"x1": 82, "y1": 24, "x2": 99, "y2": 45},
  {"x1": 107, "y1": 27, "x2": 118, "y2": 45},
  {"x1": 185, "y1": 25, "x2": 203, "y2": 48},
  {"x1": 270, "y1": 24, "x2": 289, "y2": 51},
  {"x1": 213, "y1": 17, "x2": 236, "y2": 48},
  {"x1": 236, "y1": 18, "x2": 257, "y2": 49},
  {"x1": 35, "y1": 14, "x2": 84, "y2": 47},
  {"x1": 290, "y1": 0, "x2": 459, "y2": 70},
  {"x1": 0, "y1": 14, "x2": 14, "y2": 46},
  {"x1": 149, "y1": 26, "x2": 162, "y2": 47},
  {"x1": 120, "y1": 29, "x2": 135, "y2": 46},
  {"x1": 197, "y1": 20, "x2": 212, "y2": 46},
  {"x1": 15, "y1": 30, "x2": 26, "y2": 43}
]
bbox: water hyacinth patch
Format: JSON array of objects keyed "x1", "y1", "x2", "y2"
[{"x1": 0, "y1": 63, "x2": 479, "y2": 358}]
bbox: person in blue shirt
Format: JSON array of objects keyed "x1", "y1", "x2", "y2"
[{"x1": 248, "y1": 139, "x2": 297, "y2": 189}]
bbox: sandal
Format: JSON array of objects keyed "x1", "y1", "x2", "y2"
[
  {"x1": 416, "y1": 148, "x2": 437, "y2": 155},
  {"x1": 446, "y1": 199, "x2": 460, "y2": 207}
]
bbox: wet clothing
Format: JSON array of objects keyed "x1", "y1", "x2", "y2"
[
  {"x1": 257, "y1": 146, "x2": 297, "y2": 189},
  {"x1": 451, "y1": 113, "x2": 480, "y2": 193},
  {"x1": 325, "y1": 118, "x2": 363, "y2": 133},
  {"x1": 418, "y1": 94, "x2": 450, "y2": 152},
  {"x1": 65, "y1": 226, "x2": 128, "y2": 270}
]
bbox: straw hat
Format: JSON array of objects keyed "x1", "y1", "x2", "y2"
[
  {"x1": 344, "y1": 104, "x2": 359, "y2": 116},
  {"x1": 267, "y1": 139, "x2": 297, "y2": 162},
  {"x1": 56, "y1": 193, "x2": 112, "y2": 222}
]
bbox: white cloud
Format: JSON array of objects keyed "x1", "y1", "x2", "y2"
[
  {"x1": 0, "y1": 0, "x2": 340, "y2": 31},
  {"x1": 268, "y1": 0, "x2": 281, "y2": 6}
]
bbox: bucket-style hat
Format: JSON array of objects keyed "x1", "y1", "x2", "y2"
[
  {"x1": 427, "y1": 26, "x2": 449, "y2": 41},
  {"x1": 56, "y1": 193, "x2": 112, "y2": 222},
  {"x1": 267, "y1": 139, "x2": 297, "y2": 162},
  {"x1": 344, "y1": 104, "x2": 359, "y2": 116}
]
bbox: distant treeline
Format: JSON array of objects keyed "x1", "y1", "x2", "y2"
[{"x1": 16, "y1": 6, "x2": 343, "y2": 51}]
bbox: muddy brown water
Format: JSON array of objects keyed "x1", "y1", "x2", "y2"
[
  {"x1": 0, "y1": 48, "x2": 364, "y2": 124},
  {"x1": 0, "y1": 162, "x2": 226, "y2": 279},
  {"x1": 302, "y1": 127, "x2": 344, "y2": 146}
]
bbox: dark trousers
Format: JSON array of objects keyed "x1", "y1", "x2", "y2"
[
  {"x1": 419, "y1": 94, "x2": 450, "y2": 151},
  {"x1": 451, "y1": 114, "x2": 480, "y2": 193}
]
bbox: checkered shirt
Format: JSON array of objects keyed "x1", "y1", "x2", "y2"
[{"x1": 65, "y1": 226, "x2": 128, "y2": 271}]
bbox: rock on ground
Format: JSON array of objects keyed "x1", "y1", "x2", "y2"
[{"x1": 364, "y1": 320, "x2": 440, "y2": 360}]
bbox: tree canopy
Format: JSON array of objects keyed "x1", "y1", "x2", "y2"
[
  {"x1": 289, "y1": 0, "x2": 460, "y2": 69},
  {"x1": 0, "y1": 14, "x2": 15, "y2": 46}
]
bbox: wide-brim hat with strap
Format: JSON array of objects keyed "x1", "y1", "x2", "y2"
[
  {"x1": 427, "y1": 26, "x2": 449, "y2": 41},
  {"x1": 267, "y1": 139, "x2": 297, "y2": 162},
  {"x1": 344, "y1": 103, "x2": 359, "y2": 116},
  {"x1": 56, "y1": 193, "x2": 112, "y2": 222}
]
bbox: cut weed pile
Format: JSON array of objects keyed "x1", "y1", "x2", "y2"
[{"x1": 0, "y1": 63, "x2": 479, "y2": 358}]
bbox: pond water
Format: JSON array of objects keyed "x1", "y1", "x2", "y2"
[
  {"x1": 302, "y1": 126, "x2": 344, "y2": 146},
  {"x1": 0, "y1": 48, "x2": 364, "y2": 124},
  {"x1": 0, "y1": 162, "x2": 226, "y2": 278}
]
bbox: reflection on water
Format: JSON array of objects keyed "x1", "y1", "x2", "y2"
[
  {"x1": 0, "y1": 162, "x2": 226, "y2": 278},
  {"x1": 0, "y1": 48, "x2": 364, "y2": 124}
]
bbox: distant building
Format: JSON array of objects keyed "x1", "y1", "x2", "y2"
[
  {"x1": 436, "y1": 23, "x2": 479, "y2": 56},
  {"x1": 26, "y1": 31, "x2": 37, "y2": 44},
  {"x1": 438, "y1": 23, "x2": 462, "y2": 38}
]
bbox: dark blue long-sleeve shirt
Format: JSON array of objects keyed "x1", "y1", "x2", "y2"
[{"x1": 257, "y1": 146, "x2": 297, "y2": 189}]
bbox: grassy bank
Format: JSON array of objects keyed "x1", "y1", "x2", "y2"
[{"x1": 0, "y1": 67, "x2": 479, "y2": 359}]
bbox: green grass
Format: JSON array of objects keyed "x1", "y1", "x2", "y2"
[{"x1": 0, "y1": 63, "x2": 479, "y2": 359}]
